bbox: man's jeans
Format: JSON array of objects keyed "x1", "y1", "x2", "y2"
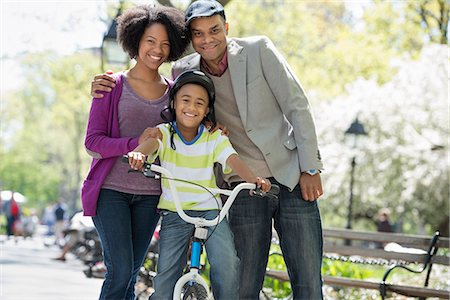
[
  {"x1": 93, "y1": 189, "x2": 160, "y2": 300},
  {"x1": 229, "y1": 179, "x2": 324, "y2": 300},
  {"x1": 151, "y1": 210, "x2": 240, "y2": 300}
]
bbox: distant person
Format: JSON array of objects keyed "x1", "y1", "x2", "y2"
[
  {"x1": 4, "y1": 194, "x2": 20, "y2": 239},
  {"x1": 53, "y1": 198, "x2": 67, "y2": 245},
  {"x1": 375, "y1": 208, "x2": 393, "y2": 249},
  {"x1": 53, "y1": 211, "x2": 95, "y2": 262},
  {"x1": 42, "y1": 204, "x2": 56, "y2": 236},
  {"x1": 377, "y1": 208, "x2": 393, "y2": 233}
]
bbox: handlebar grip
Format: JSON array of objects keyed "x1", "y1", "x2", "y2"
[
  {"x1": 121, "y1": 155, "x2": 156, "y2": 178},
  {"x1": 269, "y1": 184, "x2": 280, "y2": 196},
  {"x1": 252, "y1": 184, "x2": 280, "y2": 199},
  {"x1": 121, "y1": 155, "x2": 130, "y2": 164}
]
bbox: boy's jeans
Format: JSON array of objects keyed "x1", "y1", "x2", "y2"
[
  {"x1": 229, "y1": 179, "x2": 324, "y2": 300},
  {"x1": 151, "y1": 210, "x2": 240, "y2": 300},
  {"x1": 93, "y1": 189, "x2": 160, "y2": 300}
]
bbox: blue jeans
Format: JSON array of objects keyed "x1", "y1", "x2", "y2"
[
  {"x1": 229, "y1": 179, "x2": 323, "y2": 300},
  {"x1": 93, "y1": 189, "x2": 160, "y2": 300},
  {"x1": 151, "y1": 210, "x2": 240, "y2": 300}
]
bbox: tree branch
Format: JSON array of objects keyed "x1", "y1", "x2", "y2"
[
  {"x1": 157, "y1": 0, "x2": 175, "y2": 7},
  {"x1": 156, "y1": 0, "x2": 232, "y2": 8},
  {"x1": 438, "y1": 0, "x2": 449, "y2": 44}
]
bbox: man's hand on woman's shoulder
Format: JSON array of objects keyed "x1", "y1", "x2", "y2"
[{"x1": 91, "y1": 70, "x2": 116, "y2": 98}]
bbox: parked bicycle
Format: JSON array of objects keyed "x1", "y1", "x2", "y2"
[{"x1": 135, "y1": 224, "x2": 160, "y2": 297}]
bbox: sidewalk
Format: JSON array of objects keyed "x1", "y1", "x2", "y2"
[{"x1": 1, "y1": 234, "x2": 103, "y2": 300}]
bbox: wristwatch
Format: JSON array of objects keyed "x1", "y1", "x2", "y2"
[{"x1": 303, "y1": 169, "x2": 320, "y2": 176}]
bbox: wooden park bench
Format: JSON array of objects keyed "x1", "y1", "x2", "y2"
[{"x1": 265, "y1": 228, "x2": 450, "y2": 299}]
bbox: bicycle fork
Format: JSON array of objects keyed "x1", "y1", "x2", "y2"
[{"x1": 173, "y1": 227, "x2": 211, "y2": 300}]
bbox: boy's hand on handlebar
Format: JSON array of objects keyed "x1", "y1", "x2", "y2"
[
  {"x1": 91, "y1": 70, "x2": 116, "y2": 98},
  {"x1": 127, "y1": 151, "x2": 147, "y2": 171},
  {"x1": 256, "y1": 177, "x2": 271, "y2": 193}
]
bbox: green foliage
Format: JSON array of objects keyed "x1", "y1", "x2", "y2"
[
  {"x1": 263, "y1": 244, "x2": 380, "y2": 298},
  {"x1": 0, "y1": 51, "x2": 100, "y2": 212},
  {"x1": 224, "y1": 0, "x2": 442, "y2": 99},
  {"x1": 263, "y1": 245, "x2": 292, "y2": 298},
  {"x1": 404, "y1": 0, "x2": 449, "y2": 45},
  {"x1": 322, "y1": 259, "x2": 376, "y2": 279},
  {"x1": 0, "y1": 215, "x2": 6, "y2": 234}
]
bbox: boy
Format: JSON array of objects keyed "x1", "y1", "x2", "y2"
[{"x1": 128, "y1": 70, "x2": 271, "y2": 299}]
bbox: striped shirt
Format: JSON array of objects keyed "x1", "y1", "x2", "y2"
[{"x1": 152, "y1": 123, "x2": 237, "y2": 211}]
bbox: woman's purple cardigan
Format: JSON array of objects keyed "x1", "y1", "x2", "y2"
[{"x1": 81, "y1": 73, "x2": 140, "y2": 216}]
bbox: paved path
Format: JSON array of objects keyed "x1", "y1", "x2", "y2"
[{"x1": 1, "y1": 234, "x2": 103, "y2": 300}]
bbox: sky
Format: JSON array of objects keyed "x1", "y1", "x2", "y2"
[
  {"x1": 1, "y1": 1, "x2": 110, "y2": 92},
  {"x1": 2, "y1": 1, "x2": 106, "y2": 57}
]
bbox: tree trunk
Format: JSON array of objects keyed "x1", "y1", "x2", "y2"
[
  {"x1": 438, "y1": 0, "x2": 449, "y2": 44},
  {"x1": 437, "y1": 216, "x2": 449, "y2": 237}
]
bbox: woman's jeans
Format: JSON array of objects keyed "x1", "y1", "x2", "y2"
[
  {"x1": 150, "y1": 210, "x2": 240, "y2": 300},
  {"x1": 229, "y1": 179, "x2": 324, "y2": 300},
  {"x1": 93, "y1": 189, "x2": 160, "y2": 300}
]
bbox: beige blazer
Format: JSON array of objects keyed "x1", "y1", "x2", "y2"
[{"x1": 172, "y1": 36, "x2": 323, "y2": 190}]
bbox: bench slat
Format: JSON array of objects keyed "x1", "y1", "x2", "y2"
[
  {"x1": 323, "y1": 228, "x2": 450, "y2": 248},
  {"x1": 323, "y1": 276, "x2": 450, "y2": 299},
  {"x1": 324, "y1": 244, "x2": 450, "y2": 266},
  {"x1": 265, "y1": 272, "x2": 450, "y2": 299},
  {"x1": 323, "y1": 275, "x2": 380, "y2": 289}
]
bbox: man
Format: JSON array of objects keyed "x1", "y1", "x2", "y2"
[{"x1": 91, "y1": 1, "x2": 324, "y2": 298}]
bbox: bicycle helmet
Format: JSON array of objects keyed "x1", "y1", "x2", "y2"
[
  {"x1": 161, "y1": 70, "x2": 216, "y2": 150},
  {"x1": 168, "y1": 70, "x2": 216, "y2": 126}
]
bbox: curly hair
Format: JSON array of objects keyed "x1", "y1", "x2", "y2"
[{"x1": 116, "y1": 5, "x2": 190, "y2": 62}]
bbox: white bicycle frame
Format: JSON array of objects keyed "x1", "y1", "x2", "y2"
[{"x1": 148, "y1": 164, "x2": 256, "y2": 300}]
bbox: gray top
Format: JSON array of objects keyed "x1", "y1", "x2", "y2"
[{"x1": 102, "y1": 75, "x2": 169, "y2": 195}]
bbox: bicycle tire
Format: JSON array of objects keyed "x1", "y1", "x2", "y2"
[{"x1": 182, "y1": 282, "x2": 208, "y2": 300}]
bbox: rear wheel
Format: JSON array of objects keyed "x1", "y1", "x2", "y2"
[{"x1": 182, "y1": 282, "x2": 208, "y2": 300}]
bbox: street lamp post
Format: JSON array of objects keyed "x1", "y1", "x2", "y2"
[
  {"x1": 344, "y1": 117, "x2": 367, "y2": 233},
  {"x1": 346, "y1": 156, "x2": 356, "y2": 230},
  {"x1": 101, "y1": 2, "x2": 129, "y2": 71}
]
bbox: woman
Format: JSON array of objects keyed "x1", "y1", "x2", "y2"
[{"x1": 81, "y1": 5, "x2": 189, "y2": 300}]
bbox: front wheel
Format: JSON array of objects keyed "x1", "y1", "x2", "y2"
[{"x1": 182, "y1": 282, "x2": 208, "y2": 300}]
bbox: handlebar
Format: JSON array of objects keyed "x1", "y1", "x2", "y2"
[
  {"x1": 122, "y1": 155, "x2": 157, "y2": 178},
  {"x1": 122, "y1": 155, "x2": 279, "y2": 227}
]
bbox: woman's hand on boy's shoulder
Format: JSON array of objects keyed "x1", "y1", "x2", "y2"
[{"x1": 139, "y1": 127, "x2": 162, "y2": 144}]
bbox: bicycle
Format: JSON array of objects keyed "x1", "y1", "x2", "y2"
[
  {"x1": 123, "y1": 156, "x2": 279, "y2": 300},
  {"x1": 135, "y1": 225, "x2": 160, "y2": 297}
]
